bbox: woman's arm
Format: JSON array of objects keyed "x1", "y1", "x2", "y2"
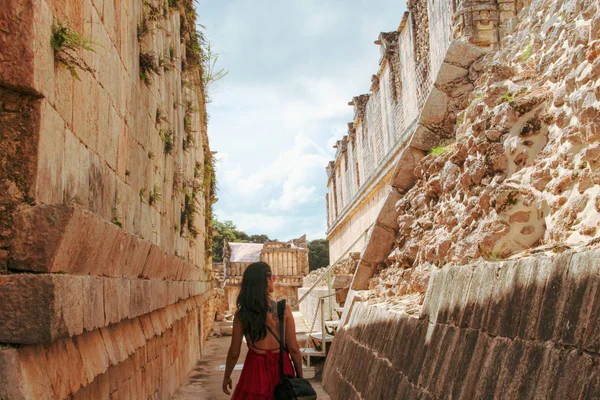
[
  {"x1": 284, "y1": 305, "x2": 303, "y2": 378},
  {"x1": 222, "y1": 316, "x2": 243, "y2": 395}
]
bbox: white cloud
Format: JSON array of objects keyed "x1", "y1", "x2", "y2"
[{"x1": 198, "y1": 0, "x2": 407, "y2": 240}]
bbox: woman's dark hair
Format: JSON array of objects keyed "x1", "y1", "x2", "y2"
[{"x1": 236, "y1": 261, "x2": 272, "y2": 343}]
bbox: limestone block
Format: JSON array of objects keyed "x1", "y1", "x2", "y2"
[
  {"x1": 435, "y1": 62, "x2": 469, "y2": 87},
  {"x1": 443, "y1": 39, "x2": 490, "y2": 69},
  {"x1": 74, "y1": 329, "x2": 110, "y2": 388},
  {"x1": 456, "y1": 332, "x2": 492, "y2": 399},
  {"x1": 71, "y1": 371, "x2": 109, "y2": 400},
  {"x1": 83, "y1": 276, "x2": 106, "y2": 331},
  {"x1": 446, "y1": 266, "x2": 473, "y2": 326},
  {"x1": 484, "y1": 261, "x2": 514, "y2": 336},
  {"x1": 97, "y1": 90, "x2": 120, "y2": 171},
  {"x1": 536, "y1": 252, "x2": 573, "y2": 341},
  {"x1": 130, "y1": 279, "x2": 152, "y2": 317},
  {"x1": 391, "y1": 146, "x2": 425, "y2": 191},
  {"x1": 72, "y1": 72, "x2": 99, "y2": 151},
  {"x1": 63, "y1": 128, "x2": 91, "y2": 206},
  {"x1": 419, "y1": 86, "x2": 449, "y2": 125},
  {"x1": 497, "y1": 259, "x2": 531, "y2": 338},
  {"x1": 554, "y1": 249, "x2": 600, "y2": 347},
  {"x1": 36, "y1": 100, "x2": 65, "y2": 204},
  {"x1": 469, "y1": 264, "x2": 498, "y2": 329},
  {"x1": 410, "y1": 124, "x2": 440, "y2": 151},
  {"x1": 103, "y1": 278, "x2": 130, "y2": 325},
  {"x1": 473, "y1": 338, "x2": 510, "y2": 398},
  {"x1": 8, "y1": 204, "x2": 201, "y2": 280},
  {"x1": 45, "y1": 337, "x2": 88, "y2": 399},
  {"x1": 0, "y1": 3, "x2": 35, "y2": 90},
  {"x1": 0, "y1": 346, "x2": 54, "y2": 400},
  {"x1": 0, "y1": 274, "x2": 83, "y2": 344}
]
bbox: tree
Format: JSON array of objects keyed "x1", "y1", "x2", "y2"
[
  {"x1": 211, "y1": 218, "x2": 273, "y2": 262},
  {"x1": 308, "y1": 239, "x2": 329, "y2": 271}
]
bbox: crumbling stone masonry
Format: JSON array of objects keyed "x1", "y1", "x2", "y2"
[{"x1": 0, "y1": 0, "x2": 218, "y2": 399}]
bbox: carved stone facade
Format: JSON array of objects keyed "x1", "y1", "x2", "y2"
[
  {"x1": 222, "y1": 237, "x2": 310, "y2": 312},
  {"x1": 325, "y1": 0, "x2": 517, "y2": 265}
]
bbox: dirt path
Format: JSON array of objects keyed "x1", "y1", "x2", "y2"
[{"x1": 171, "y1": 333, "x2": 330, "y2": 399}]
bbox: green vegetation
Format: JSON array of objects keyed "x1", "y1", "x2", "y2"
[
  {"x1": 211, "y1": 218, "x2": 275, "y2": 262},
  {"x1": 430, "y1": 146, "x2": 451, "y2": 156},
  {"x1": 155, "y1": 108, "x2": 166, "y2": 125},
  {"x1": 51, "y1": 20, "x2": 97, "y2": 80},
  {"x1": 148, "y1": 151, "x2": 155, "y2": 160},
  {"x1": 501, "y1": 91, "x2": 515, "y2": 103},
  {"x1": 149, "y1": 184, "x2": 161, "y2": 206},
  {"x1": 160, "y1": 128, "x2": 175, "y2": 154},
  {"x1": 183, "y1": 100, "x2": 197, "y2": 151},
  {"x1": 137, "y1": 17, "x2": 150, "y2": 41},
  {"x1": 139, "y1": 187, "x2": 147, "y2": 203},
  {"x1": 521, "y1": 37, "x2": 533, "y2": 62},
  {"x1": 487, "y1": 252, "x2": 503, "y2": 262},
  {"x1": 308, "y1": 239, "x2": 330, "y2": 271},
  {"x1": 139, "y1": 50, "x2": 161, "y2": 86}
]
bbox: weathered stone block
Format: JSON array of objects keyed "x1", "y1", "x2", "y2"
[
  {"x1": 83, "y1": 276, "x2": 106, "y2": 331},
  {"x1": 497, "y1": 259, "x2": 531, "y2": 338},
  {"x1": 45, "y1": 337, "x2": 88, "y2": 399},
  {"x1": 103, "y1": 277, "x2": 130, "y2": 325},
  {"x1": 456, "y1": 332, "x2": 491, "y2": 399},
  {"x1": 473, "y1": 338, "x2": 510, "y2": 398},
  {"x1": 36, "y1": 100, "x2": 66, "y2": 204},
  {"x1": 74, "y1": 329, "x2": 110, "y2": 387},
  {"x1": 0, "y1": 274, "x2": 83, "y2": 344},
  {"x1": 536, "y1": 253, "x2": 573, "y2": 341},
  {"x1": 444, "y1": 40, "x2": 490, "y2": 69},
  {"x1": 410, "y1": 124, "x2": 440, "y2": 151},
  {"x1": 435, "y1": 62, "x2": 469, "y2": 86},
  {"x1": 420, "y1": 87, "x2": 449, "y2": 125}
]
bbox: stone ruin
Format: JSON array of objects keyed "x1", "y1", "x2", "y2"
[
  {"x1": 221, "y1": 236, "x2": 310, "y2": 313},
  {"x1": 321, "y1": 0, "x2": 600, "y2": 397},
  {"x1": 0, "y1": 0, "x2": 219, "y2": 398}
]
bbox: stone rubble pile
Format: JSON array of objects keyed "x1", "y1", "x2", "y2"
[
  {"x1": 369, "y1": 0, "x2": 600, "y2": 307},
  {"x1": 302, "y1": 254, "x2": 359, "y2": 287}
]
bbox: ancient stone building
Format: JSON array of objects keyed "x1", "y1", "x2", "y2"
[
  {"x1": 222, "y1": 237, "x2": 310, "y2": 312},
  {"x1": 319, "y1": 0, "x2": 600, "y2": 397},
  {"x1": 0, "y1": 0, "x2": 219, "y2": 399},
  {"x1": 325, "y1": 0, "x2": 525, "y2": 278}
]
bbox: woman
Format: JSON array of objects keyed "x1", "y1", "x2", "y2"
[{"x1": 222, "y1": 261, "x2": 303, "y2": 399}]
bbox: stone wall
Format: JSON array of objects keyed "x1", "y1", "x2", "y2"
[
  {"x1": 323, "y1": 248, "x2": 600, "y2": 399},
  {"x1": 325, "y1": 0, "x2": 535, "y2": 272},
  {"x1": 0, "y1": 0, "x2": 217, "y2": 398}
]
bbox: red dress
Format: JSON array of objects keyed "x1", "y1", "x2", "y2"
[{"x1": 231, "y1": 346, "x2": 295, "y2": 400}]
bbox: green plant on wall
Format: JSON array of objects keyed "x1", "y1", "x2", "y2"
[
  {"x1": 430, "y1": 145, "x2": 451, "y2": 156},
  {"x1": 51, "y1": 19, "x2": 97, "y2": 80},
  {"x1": 160, "y1": 128, "x2": 175, "y2": 154},
  {"x1": 139, "y1": 50, "x2": 161, "y2": 86},
  {"x1": 149, "y1": 184, "x2": 162, "y2": 206}
]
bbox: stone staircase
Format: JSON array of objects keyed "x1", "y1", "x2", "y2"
[{"x1": 298, "y1": 299, "x2": 346, "y2": 378}]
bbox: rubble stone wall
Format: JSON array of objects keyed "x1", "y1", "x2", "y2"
[
  {"x1": 323, "y1": 249, "x2": 600, "y2": 399},
  {"x1": 0, "y1": 0, "x2": 217, "y2": 398}
]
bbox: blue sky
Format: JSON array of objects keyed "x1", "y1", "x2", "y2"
[{"x1": 196, "y1": 0, "x2": 406, "y2": 241}]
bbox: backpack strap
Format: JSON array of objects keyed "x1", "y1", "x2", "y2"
[{"x1": 277, "y1": 299, "x2": 286, "y2": 382}]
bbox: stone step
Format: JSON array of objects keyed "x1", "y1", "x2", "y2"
[
  {"x1": 310, "y1": 332, "x2": 335, "y2": 343},
  {"x1": 301, "y1": 347, "x2": 326, "y2": 357}
]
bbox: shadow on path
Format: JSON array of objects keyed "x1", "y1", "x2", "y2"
[{"x1": 171, "y1": 335, "x2": 330, "y2": 399}]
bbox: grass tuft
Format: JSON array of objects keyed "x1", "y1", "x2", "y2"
[
  {"x1": 51, "y1": 19, "x2": 97, "y2": 80},
  {"x1": 139, "y1": 50, "x2": 161, "y2": 85}
]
